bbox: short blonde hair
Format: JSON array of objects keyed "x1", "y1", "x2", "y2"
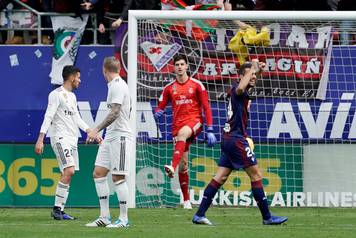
[{"x1": 103, "y1": 56, "x2": 121, "y2": 73}]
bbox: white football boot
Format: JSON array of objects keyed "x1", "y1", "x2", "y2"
[
  {"x1": 183, "y1": 200, "x2": 192, "y2": 209},
  {"x1": 85, "y1": 217, "x2": 111, "y2": 227},
  {"x1": 107, "y1": 219, "x2": 130, "y2": 228}
]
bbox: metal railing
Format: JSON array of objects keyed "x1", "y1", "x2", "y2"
[{"x1": 0, "y1": 0, "x2": 121, "y2": 45}]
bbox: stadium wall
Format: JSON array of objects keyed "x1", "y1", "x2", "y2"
[{"x1": 1, "y1": 44, "x2": 356, "y2": 207}]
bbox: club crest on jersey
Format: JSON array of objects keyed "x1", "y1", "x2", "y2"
[
  {"x1": 189, "y1": 87, "x2": 193, "y2": 94},
  {"x1": 140, "y1": 41, "x2": 182, "y2": 71},
  {"x1": 173, "y1": 85, "x2": 177, "y2": 94}
]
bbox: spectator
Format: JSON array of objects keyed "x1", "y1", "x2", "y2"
[
  {"x1": 0, "y1": 0, "x2": 11, "y2": 11},
  {"x1": 0, "y1": 0, "x2": 11, "y2": 43},
  {"x1": 53, "y1": 0, "x2": 71, "y2": 13},
  {"x1": 294, "y1": 0, "x2": 332, "y2": 10},
  {"x1": 93, "y1": 0, "x2": 111, "y2": 44},
  {"x1": 39, "y1": 0, "x2": 54, "y2": 44},
  {"x1": 328, "y1": 0, "x2": 340, "y2": 10},
  {"x1": 80, "y1": 0, "x2": 112, "y2": 44},
  {"x1": 254, "y1": 0, "x2": 293, "y2": 10},
  {"x1": 54, "y1": 0, "x2": 92, "y2": 17},
  {"x1": 5, "y1": 0, "x2": 42, "y2": 44},
  {"x1": 230, "y1": 0, "x2": 255, "y2": 10},
  {"x1": 254, "y1": 0, "x2": 332, "y2": 10},
  {"x1": 52, "y1": 0, "x2": 96, "y2": 44},
  {"x1": 111, "y1": 0, "x2": 161, "y2": 29}
]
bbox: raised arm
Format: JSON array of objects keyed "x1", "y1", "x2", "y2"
[
  {"x1": 112, "y1": 0, "x2": 134, "y2": 28},
  {"x1": 236, "y1": 69, "x2": 256, "y2": 96},
  {"x1": 236, "y1": 59, "x2": 264, "y2": 96},
  {"x1": 120, "y1": 0, "x2": 134, "y2": 21}
]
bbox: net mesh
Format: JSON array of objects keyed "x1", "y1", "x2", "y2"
[{"x1": 134, "y1": 17, "x2": 356, "y2": 208}]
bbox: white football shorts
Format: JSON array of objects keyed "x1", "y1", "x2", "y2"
[
  {"x1": 50, "y1": 137, "x2": 79, "y2": 172},
  {"x1": 95, "y1": 135, "x2": 133, "y2": 175}
]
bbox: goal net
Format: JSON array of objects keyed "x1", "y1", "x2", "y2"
[{"x1": 128, "y1": 10, "x2": 356, "y2": 208}]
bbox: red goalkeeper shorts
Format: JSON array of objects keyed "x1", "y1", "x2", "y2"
[{"x1": 173, "y1": 119, "x2": 203, "y2": 152}]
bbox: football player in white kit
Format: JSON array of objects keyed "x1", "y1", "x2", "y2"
[
  {"x1": 35, "y1": 66, "x2": 92, "y2": 220},
  {"x1": 85, "y1": 57, "x2": 133, "y2": 228}
]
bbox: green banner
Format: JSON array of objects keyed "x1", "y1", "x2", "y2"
[
  {"x1": 0, "y1": 144, "x2": 120, "y2": 206},
  {"x1": 136, "y1": 143, "x2": 303, "y2": 207},
  {"x1": 0, "y1": 143, "x2": 302, "y2": 207}
]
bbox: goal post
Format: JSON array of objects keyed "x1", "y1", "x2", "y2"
[
  {"x1": 127, "y1": 13, "x2": 138, "y2": 208},
  {"x1": 128, "y1": 10, "x2": 356, "y2": 208}
]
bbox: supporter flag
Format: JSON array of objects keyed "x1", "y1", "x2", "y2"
[
  {"x1": 161, "y1": 0, "x2": 220, "y2": 41},
  {"x1": 229, "y1": 26, "x2": 270, "y2": 64},
  {"x1": 49, "y1": 15, "x2": 88, "y2": 85}
]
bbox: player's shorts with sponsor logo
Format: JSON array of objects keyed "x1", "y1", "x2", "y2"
[
  {"x1": 50, "y1": 136, "x2": 79, "y2": 172},
  {"x1": 95, "y1": 135, "x2": 133, "y2": 175},
  {"x1": 172, "y1": 118, "x2": 203, "y2": 152},
  {"x1": 218, "y1": 134, "x2": 257, "y2": 170}
]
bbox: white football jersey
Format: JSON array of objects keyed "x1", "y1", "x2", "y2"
[
  {"x1": 105, "y1": 76, "x2": 133, "y2": 140},
  {"x1": 40, "y1": 86, "x2": 89, "y2": 146}
]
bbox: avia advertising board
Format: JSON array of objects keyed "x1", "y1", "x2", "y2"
[{"x1": 1, "y1": 45, "x2": 356, "y2": 143}]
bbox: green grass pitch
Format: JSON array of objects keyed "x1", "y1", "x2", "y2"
[{"x1": 1, "y1": 207, "x2": 355, "y2": 238}]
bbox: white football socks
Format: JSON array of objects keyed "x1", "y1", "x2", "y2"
[
  {"x1": 114, "y1": 180, "x2": 129, "y2": 222},
  {"x1": 54, "y1": 181, "x2": 69, "y2": 210},
  {"x1": 94, "y1": 177, "x2": 110, "y2": 219}
]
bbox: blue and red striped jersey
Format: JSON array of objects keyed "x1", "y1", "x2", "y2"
[{"x1": 223, "y1": 84, "x2": 250, "y2": 137}]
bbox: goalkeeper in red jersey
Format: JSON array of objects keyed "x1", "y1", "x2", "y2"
[{"x1": 154, "y1": 54, "x2": 217, "y2": 209}]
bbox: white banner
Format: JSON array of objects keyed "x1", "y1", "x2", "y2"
[
  {"x1": 304, "y1": 144, "x2": 356, "y2": 206},
  {"x1": 49, "y1": 15, "x2": 88, "y2": 85}
]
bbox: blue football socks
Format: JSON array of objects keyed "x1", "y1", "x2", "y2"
[
  {"x1": 251, "y1": 180, "x2": 271, "y2": 220},
  {"x1": 196, "y1": 179, "x2": 221, "y2": 217}
]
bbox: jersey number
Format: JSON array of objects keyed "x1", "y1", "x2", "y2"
[
  {"x1": 227, "y1": 98, "x2": 233, "y2": 120},
  {"x1": 64, "y1": 149, "x2": 71, "y2": 158},
  {"x1": 245, "y1": 147, "x2": 254, "y2": 162}
]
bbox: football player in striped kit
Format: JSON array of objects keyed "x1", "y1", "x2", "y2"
[{"x1": 192, "y1": 59, "x2": 288, "y2": 225}]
